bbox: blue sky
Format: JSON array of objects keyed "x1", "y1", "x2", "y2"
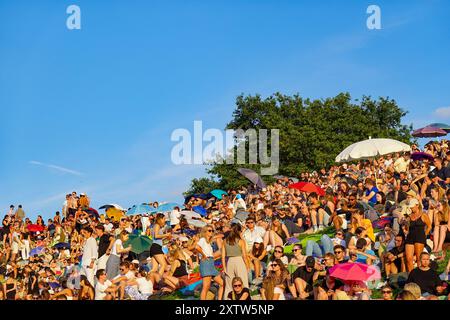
[{"x1": 1, "y1": 0, "x2": 449, "y2": 220}]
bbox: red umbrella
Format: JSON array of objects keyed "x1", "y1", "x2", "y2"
[
  {"x1": 412, "y1": 126, "x2": 447, "y2": 138},
  {"x1": 27, "y1": 224, "x2": 45, "y2": 232},
  {"x1": 328, "y1": 262, "x2": 381, "y2": 282},
  {"x1": 288, "y1": 182, "x2": 307, "y2": 190},
  {"x1": 291, "y1": 182, "x2": 325, "y2": 196}
]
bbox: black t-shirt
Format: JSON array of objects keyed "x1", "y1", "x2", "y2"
[
  {"x1": 433, "y1": 166, "x2": 450, "y2": 181},
  {"x1": 98, "y1": 234, "x2": 112, "y2": 257},
  {"x1": 388, "y1": 246, "x2": 404, "y2": 270},
  {"x1": 406, "y1": 268, "x2": 440, "y2": 295},
  {"x1": 293, "y1": 266, "x2": 315, "y2": 289},
  {"x1": 227, "y1": 287, "x2": 251, "y2": 300},
  {"x1": 293, "y1": 213, "x2": 307, "y2": 232},
  {"x1": 397, "y1": 191, "x2": 408, "y2": 204}
]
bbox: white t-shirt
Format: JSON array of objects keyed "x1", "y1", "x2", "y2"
[
  {"x1": 197, "y1": 237, "x2": 214, "y2": 258},
  {"x1": 136, "y1": 277, "x2": 153, "y2": 295},
  {"x1": 125, "y1": 270, "x2": 135, "y2": 280},
  {"x1": 169, "y1": 210, "x2": 181, "y2": 226},
  {"x1": 111, "y1": 239, "x2": 123, "y2": 257},
  {"x1": 243, "y1": 227, "x2": 266, "y2": 250},
  {"x1": 274, "y1": 286, "x2": 285, "y2": 300},
  {"x1": 95, "y1": 280, "x2": 112, "y2": 300},
  {"x1": 104, "y1": 223, "x2": 114, "y2": 233}
]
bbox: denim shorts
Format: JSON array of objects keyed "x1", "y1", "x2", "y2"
[{"x1": 199, "y1": 257, "x2": 219, "y2": 277}]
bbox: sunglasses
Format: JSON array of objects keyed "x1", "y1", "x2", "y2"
[
  {"x1": 293, "y1": 249, "x2": 301, "y2": 252},
  {"x1": 334, "y1": 250, "x2": 343, "y2": 254},
  {"x1": 271, "y1": 264, "x2": 279, "y2": 267},
  {"x1": 382, "y1": 290, "x2": 392, "y2": 294},
  {"x1": 233, "y1": 284, "x2": 242, "y2": 288},
  {"x1": 274, "y1": 250, "x2": 283, "y2": 253}
]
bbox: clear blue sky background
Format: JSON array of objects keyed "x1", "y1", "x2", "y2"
[{"x1": 1, "y1": 0, "x2": 449, "y2": 220}]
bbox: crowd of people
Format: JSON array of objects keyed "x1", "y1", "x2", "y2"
[{"x1": 1, "y1": 140, "x2": 450, "y2": 300}]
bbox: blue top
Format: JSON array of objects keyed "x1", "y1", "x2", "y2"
[
  {"x1": 356, "y1": 249, "x2": 375, "y2": 264},
  {"x1": 152, "y1": 225, "x2": 164, "y2": 246},
  {"x1": 365, "y1": 186, "x2": 379, "y2": 204}
]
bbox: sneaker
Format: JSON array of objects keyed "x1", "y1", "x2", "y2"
[
  {"x1": 318, "y1": 225, "x2": 324, "y2": 231},
  {"x1": 313, "y1": 226, "x2": 318, "y2": 233}
]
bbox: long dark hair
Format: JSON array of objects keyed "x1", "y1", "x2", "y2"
[{"x1": 226, "y1": 223, "x2": 242, "y2": 246}]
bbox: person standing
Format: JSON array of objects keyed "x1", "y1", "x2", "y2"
[
  {"x1": 7, "y1": 205, "x2": 15, "y2": 218},
  {"x1": 106, "y1": 230, "x2": 132, "y2": 279},
  {"x1": 196, "y1": 225, "x2": 224, "y2": 300},
  {"x1": 405, "y1": 198, "x2": 431, "y2": 272},
  {"x1": 221, "y1": 223, "x2": 250, "y2": 299},
  {"x1": 81, "y1": 227, "x2": 99, "y2": 286},
  {"x1": 15, "y1": 205, "x2": 25, "y2": 221},
  {"x1": 96, "y1": 225, "x2": 114, "y2": 271}
]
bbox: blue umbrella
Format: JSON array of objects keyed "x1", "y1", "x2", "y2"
[
  {"x1": 209, "y1": 189, "x2": 228, "y2": 200},
  {"x1": 53, "y1": 242, "x2": 70, "y2": 249},
  {"x1": 30, "y1": 246, "x2": 45, "y2": 256},
  {"x1": 150, "y1": 202, "x2": 181, "y2": 213},
  {"x1": 193, "y1": 206, "x2": 207, "y2": 217},
  {"x1": 127, "y1": 204, "x2": 153, "y2": 216}
]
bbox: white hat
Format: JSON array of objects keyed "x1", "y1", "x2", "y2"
[
  {"x1": 254, "y1": 237, "x2": 263, "y2": 244},
  {"x1": 131, "y1": 260, "x2": 139, "y2": 264},
  {"x1": 407, "y1": 198, "x2": 420, "y2": 208},
  {"x1": 179, "y1": 236, "x2": 189, "y2": 242},
  {"x1": 80, "y1": 193, "x2": 86, "y2": 196}
]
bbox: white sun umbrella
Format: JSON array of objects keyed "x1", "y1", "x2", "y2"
[
  {"x1": 180, "y1": 210, "x2": 202, "y2": 219},
  {"x1": 335, "y1": 138, "x2": 411, "y2": 163},
  {"x1": 187, "y1": 219, "x2": 207, "y2": 228}
]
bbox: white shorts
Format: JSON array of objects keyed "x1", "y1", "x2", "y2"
[{"x1": 12, "y1": 242, "x2": 19, "y2": 254}]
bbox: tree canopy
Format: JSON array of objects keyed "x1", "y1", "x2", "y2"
[{"x1": 186, "y1": 92, "x2": 413, "y2": 192}]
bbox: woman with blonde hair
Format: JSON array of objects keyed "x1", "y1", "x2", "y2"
[
  {"x1": 404, "y1": 199, "x2": 432, "y2": 272},
  {"x1": 162, "y1": 246, "x2": 189, "y2": 292},
  {"x1": 196, "y1": 224, "x2": 224, "y2": 300},
  {"x1": 432, "y1": 200, "x2": 449, "y2": 255}
]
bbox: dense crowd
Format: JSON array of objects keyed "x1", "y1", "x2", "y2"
[{"x1": 1, "y1": 140, "x2": 450, "y2": 301}]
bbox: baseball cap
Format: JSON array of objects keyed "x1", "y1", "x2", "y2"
[
  {"x1": 131, "y1": 260, "x2": 139, "y2": 265},
  {"x1": 306, "y1": 256, "x2": 316, "y2": 268},
  {"x1": 400, "y1": 179, "x2": 409, "y2": 186},
  {"x1": 254, "y1": 237, "x2": 263, "y2": 244}
]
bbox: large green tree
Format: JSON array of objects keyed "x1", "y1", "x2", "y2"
[{"x1": 188, "y1": 92, "x2": 413, "y2": 192}]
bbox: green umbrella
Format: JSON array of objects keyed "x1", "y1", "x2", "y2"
[
  {"x1": 210, "y1": 189, "x2": 228, "y2": 200},
  {"x1": 124, "y1": 234, "x2": 153, "y2": 254}
]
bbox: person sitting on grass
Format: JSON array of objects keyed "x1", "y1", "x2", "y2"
[
  {"x1": 354, "y1": 238, "x2": 377, "y2": 265},
  {"x1": 406, "y1": 252, "x2": 441, "y2": 297},
  {"x1": 382, "y1": 234, "x2": 406, "y2": 276},
  {"x1": 95, "y1": 269, "x2": 118, "y2": 300},
  {"x1": 228, "y1": 276, "x2": 251, "y2": 300},
  {"x1": 248, "y1": 237, "x2": 266, "y2": 285}
]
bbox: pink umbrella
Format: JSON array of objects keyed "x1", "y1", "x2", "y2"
[
  {"x1": 328, "y1": 262, "x2": 381, "y2": 282},
  {"x1": 412, "y1": 126, "x2": 447, "y2": 138}
]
